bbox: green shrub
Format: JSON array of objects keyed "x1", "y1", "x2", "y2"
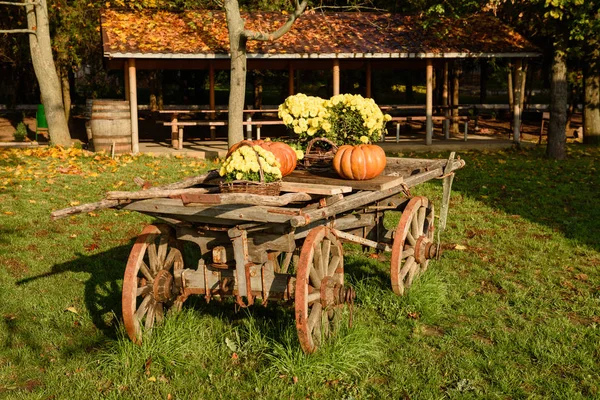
[{"x1": 13, "y1": 122, "x2": 28, "y2": 142}]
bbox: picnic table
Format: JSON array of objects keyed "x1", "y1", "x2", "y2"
[{"x1": 158, "y1": 109, "x2": 284, "y2": 149}]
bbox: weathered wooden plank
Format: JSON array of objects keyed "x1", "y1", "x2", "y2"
[
  {"x1": 50, "y1": 199, "x2": 127, "y2": 220},
  {"x1": 284, "y1": 169, "x2": 403, "y2": 191},
  {"x1": 122, "y1": 198, "x2": 298, "y2": 224},
  {"x1": 155, "y1": 170, "x2": 221, "y2": 190},
  {"x1": 51, "y1": 170, "x2": 221, "y2": 219},
  {"x1": 181, "y1": 192, "x2": 314, "y2": 206},
  {"x1": 384, "y1": 157, "x2": 447, "y2": 177},
  {"x1": 106, "y1": 187, "x2": 215, "y2": 200},
  {"x1": 289, "y1": 158, "x2": 465, "y2": 227},
  {"x1": 280, "y1": 181, "x2": 352, "y2": 195}
]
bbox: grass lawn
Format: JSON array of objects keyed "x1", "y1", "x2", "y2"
[{"x1": 0, "y1": 145, "x2": 599, "y2": 399}]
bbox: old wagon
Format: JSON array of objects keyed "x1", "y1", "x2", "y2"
[{"x1": 52, "y1": 153, "x2": 465, "y2": 354}]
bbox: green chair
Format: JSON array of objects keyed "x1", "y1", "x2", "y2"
[{"x1": 36, "y1": 104, "x2": 48, "y2": 140}]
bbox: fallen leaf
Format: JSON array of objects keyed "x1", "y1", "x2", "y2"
[
  {"x1": 70, "y1": 201, "x2": 80, "y2": 206},
  {"x1": 147, "y1": 376, "x2": 156, "y2": 382},
  {"x1": 454, "y1": 244, "x2": 467, "y2": 250},
  {"x1": 65, "y1": 306, "x2": 79, "y2": 314},
  {"x1": 407, "y1": 311, "x2": 420, "y2": 319},
  {"x1": 85, "y1": 243, "x2": 99, "y2": 252},
  {"x1": 145, "y1": 357, "x2": 152, "y2": 376}
]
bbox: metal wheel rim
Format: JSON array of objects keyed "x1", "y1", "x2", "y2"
[
  {"x1": 122, "y1": 224, "x2": 184, "y2": 343},
  {"x1": 295, "y1": 226, "x2": 344, "y2": 354},
  {"x1": 390, "y1": 197, "x2": 435, "y2": 296}
]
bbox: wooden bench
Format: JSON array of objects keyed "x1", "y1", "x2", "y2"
[
  {"x1": 161, "y1": 119, "x2": 285, "y2": 149},
  {"x1": 384, "y1": 115, "x2": 470, "y2": 143}
]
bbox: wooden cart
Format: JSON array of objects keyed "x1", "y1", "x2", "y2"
[{"x1": 52, "y1": 154, "x2": 465, "y2": 353}]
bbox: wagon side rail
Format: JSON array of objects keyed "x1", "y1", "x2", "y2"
[{"x1": 289, "y1": 156, "x2": 465, "y2": 228}]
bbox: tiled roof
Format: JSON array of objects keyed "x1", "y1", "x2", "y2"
[{"x1": 101, "y1": 10, "x2": 539, "y2": 59}]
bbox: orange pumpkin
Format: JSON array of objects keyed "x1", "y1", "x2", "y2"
[
  {"x1": 332, "y1": 144, "x2": 386, "y2": 180},
  {"x1": 227, "y1": 140, "x2": 297, "y2": 177}
]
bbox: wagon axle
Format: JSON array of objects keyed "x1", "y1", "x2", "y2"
[
  {"x1": 413, "y1": 235, "x2": 437, "y2": 264},
  {"x1": 319, "y1": 277, "x2": 355, "y2": 309}
]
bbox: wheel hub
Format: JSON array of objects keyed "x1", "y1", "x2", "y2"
[
  {"x1": 414, "y1": 236, "x2": 437, "y2": 264},
  {"x1": 320, "y1": 277, "x2": 356, "y2": 308},
  {"x1": 153, "y1": 269, "x2": 174, "y2": 303}
]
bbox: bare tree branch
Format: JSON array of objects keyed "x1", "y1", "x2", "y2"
[
  {"x1": 0, "y1": 29, "x2": 37, "y2": 34},
  {"x1": 242, "y1": 0, "x2": 308, "y2": 41},
  {"x1": 0, "y1": 1, "x2": 39, "y2": 5}
]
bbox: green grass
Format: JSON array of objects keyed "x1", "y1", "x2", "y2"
[{"x1": 1, "y1": 145, "x2": 599, "y2": 398}]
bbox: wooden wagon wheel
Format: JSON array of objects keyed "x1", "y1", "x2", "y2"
[
  {"x1": 390, "y1": 197, "x2": 436, "y2": 296},
  {"x1": 122, "y1": 224, "x2": 185, "y2": 343},
  {"x1": 295, "y1": 226, "x2": 354, "y2": 354}
]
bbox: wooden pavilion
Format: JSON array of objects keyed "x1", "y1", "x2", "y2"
[{"x1": 100, "y1": 10, "x2": 540, "y2": 152}]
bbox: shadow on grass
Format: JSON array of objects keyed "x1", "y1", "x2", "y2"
[
  {"x1": 16, "y1": 244, "x2": 133, "y2": 339},
  {"x1": 443, "y1": 146, "x2": 600, "y2": 252}
]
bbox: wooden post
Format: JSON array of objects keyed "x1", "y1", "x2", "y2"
[
  {"x1": 366, "y1": 61, "x2": 372, "y2": 98},
  {"x1": 426, "y1": 59, "x2": 433, "y2": 145},
  {"x1": 452, "y1": 61, "x2": 461, "y2": 134},
  {"x1": 288, "y1": 63, "x2": 295, "y2": 96},
  {"x1": 513, "y1": 58, "x2": 523, "y2": 144},
  {"x1": 128, "y1": 58, "x2": 139, "y2": 154},
  {"x1": 171, "y1": 114, "x2": 179, "y2": 149},
  {"x1": 333, "y1": 59, "x2": 340, "y2": 96},
  {"x1": 442, "y1": 61, "x2": 450, "y2": 139},
  {"x1": 209, "y1": 62, "x2": 215, "y2": 110}
]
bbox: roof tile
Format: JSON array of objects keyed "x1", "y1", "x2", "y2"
[{"x1": 101, "y1": 10, "x2": 539, "y2": 57}]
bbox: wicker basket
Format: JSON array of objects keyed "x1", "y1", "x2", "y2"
[
  {"x1": 219, "y1": 143, "x2": 281, "y2": 196},
  {"x1": 302, "y1": 137, "x2": 338, "y2": 173},
  {"x1": 219, "y1": 180, "x2": 281, "y2": 196}
]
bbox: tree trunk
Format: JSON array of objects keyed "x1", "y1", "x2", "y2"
[
  {"x1": 547, "y1": 37, "x2": 568, "y2": 160},
  {"x1": 224, "y1": 0, "x2": 306, "y2": 146},
  {"x1": 60, "y1": 66, "x2": 71, "y2": 122},
  {"x1": 583, "y1": 48, "x2": 600, "y2": 145},
  {"x1": 26, "y1": 0, "x2": 71, "y2": 146},
  {"x1": 225, "y1": 0, "x2": 246, "y2": 146}
]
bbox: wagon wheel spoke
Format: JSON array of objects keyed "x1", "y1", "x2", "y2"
[
  {"x1": 279, "y1": 251, "x2": 295, "y2": 274},
  {"x1": 139, "y1": 261, "x2": 154, "y2": 283},
  {"x1": 296, "y1": 226, "x2": 353, "y2": 354},
  {"x1": 390, "y1": 197, "x2": 435, "y2": 296},
  {"x1": 136, "y1": 284, "x2": 152, "y2": 297},
  {"x1": 155, "y1": 302, "x2": 164, "y2": 324},
  {"x1": 122, "y1": 224, "x2": 186, "y2": 344},
  {"x1": 163, "y1": 247, "x2": 180, "y2": 271},
  {"x1": 144, "y1": 300, "x2": 156, "y2": 332},
  {"x1": 147, "y1": 243, "x2": 159, "y2": 274},
  {"x1": 134, "y1": 295, "x2": 152, "y2": 321},
  {"x1": 157, "y1": 235, "x2": 169, "y2": 265}
]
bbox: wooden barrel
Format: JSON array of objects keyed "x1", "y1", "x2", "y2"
[{"x1": 90, "y1": 100, "x2": 132, "y2": 153}]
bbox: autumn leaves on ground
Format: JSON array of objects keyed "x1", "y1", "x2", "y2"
[{"x1": 1, "y1": 145, "x2": 599, "y2": 398}]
